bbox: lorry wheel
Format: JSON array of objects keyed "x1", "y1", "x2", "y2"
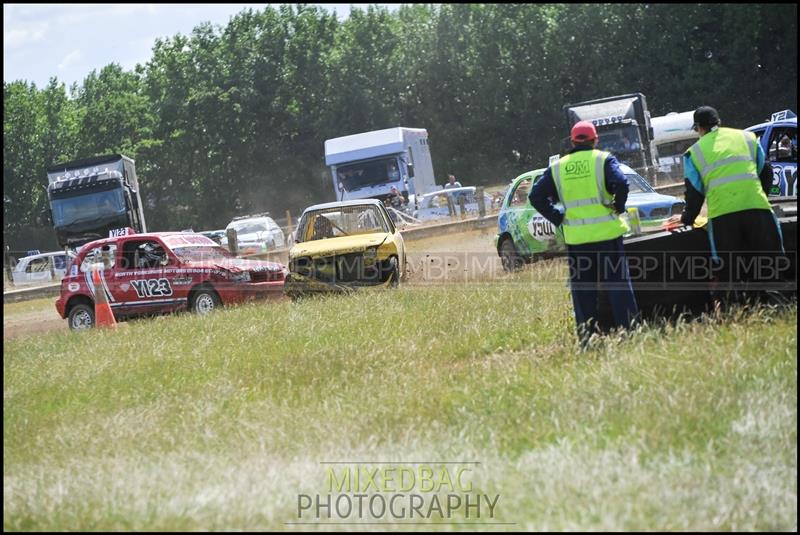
[
  {"x1": 68, "y1": 303, "x2": 95, "y2": 330},
  {"x1": 500, "y1": 238, "x2": 523, "y2": 273},
  {"x1": 190, "y1": 287, "x2": 221, "y2": 315}
]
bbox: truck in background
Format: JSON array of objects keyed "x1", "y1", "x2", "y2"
[
  {"x1": 46, "y1": 154, "x2": 146, "y2": 249},
  {"x1": 745, "y1": 109, "x2": 797, "y2": 197},
  {"x1": 650, "y1": 111, "x2": 699, "y2": 182},
  {"x1": 324, "y1": 127, "x2": 437, "y2": 206},
  {"x1": 563, "y1": 93, "x2": 656, "y2": 180}
]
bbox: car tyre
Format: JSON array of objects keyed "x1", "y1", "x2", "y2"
[
  {"x1": 68, "y1": 303, "x2": 95, "y2": 330},
  {"x1": 190, "y1": 287, "x2": 221, "y2": 315},
  {"x1": 500, "y1": 237, "x2": 524, "y2": 273},
  {"x1": 388, "y1": 257, "x2": 401, "y2": 288}
]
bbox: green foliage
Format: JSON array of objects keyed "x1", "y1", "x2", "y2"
[{"x1": 3, "y1": 4, "x2": 798, "y2": 249}]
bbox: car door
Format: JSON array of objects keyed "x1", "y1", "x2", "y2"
[
  {"x1": 23, "y1": 256, "x2": 53, "y2": 285},
  {"x1": 508, "y1": 174, "x2": 563, "y2": 256},
  {"x1": 52, "y1": 254, "x2": 70, "y2": 280},
  {"x1": 112, "y1": 238, "x2": 180, "y2": 316},
  {"x1": 10, "y1": 258, "x2": 29, "y2": 285}
]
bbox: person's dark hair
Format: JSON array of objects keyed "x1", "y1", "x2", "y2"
[{"x1": 693, "y1": 106, "x2": 721, "y2": 130}]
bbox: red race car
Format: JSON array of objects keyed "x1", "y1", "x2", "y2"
[{"x1": 56, "y1": 232, "x2": 287, "y2": 330}]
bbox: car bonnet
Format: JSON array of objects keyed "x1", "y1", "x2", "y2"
[{"x1": 290, "y1": 233, "x2": 390, "y2": 259}]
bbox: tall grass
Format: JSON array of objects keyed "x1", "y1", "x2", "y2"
[{"x1": 4, "y1": 277, "x2": 797, "y2": 530}]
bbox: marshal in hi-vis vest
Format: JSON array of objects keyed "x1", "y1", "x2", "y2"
[
  {"x1": 551, "y1": 149, "x2": 627, "y2": 245},
  {"x1": 687, "y1": 127, "x2": 771, "y2": 219}
]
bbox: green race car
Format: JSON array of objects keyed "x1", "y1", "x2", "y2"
[{"x1": 495, "y1": 164, "x2": 685, "y2": 271}]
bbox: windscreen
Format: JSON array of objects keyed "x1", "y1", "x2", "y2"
[
  {"x1": 231, "y1": 217, "x2": 279, "y2": 233},
  {"x1": 232, "y1": 221, "x2": 269, "y2": 234},
  {"x1": 50, "y1": 187, "x2": 126, "y2": 227},
  {"x1": 299, "y1": 205, "x2": 389, "y2": 242},
  {"x1": 597, "y1": 125, "x2": 642, "y2": 154},
  {"x1": 623, "y1": 171, "x2": 653, "y2": 194},
  {"x1": 336, "y1": 157, "x2": 401, "y2": 191}
]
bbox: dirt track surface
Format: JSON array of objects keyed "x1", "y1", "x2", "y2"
[
  {"x1": 4, "y1": 298, "x2": 65, "y2": 340},
  {"x1": 3, "y1": 229, "x2": 501, "y2": 340},
  {"x1": 404, "y1": 227, "x2": 503, "y2": 283}
]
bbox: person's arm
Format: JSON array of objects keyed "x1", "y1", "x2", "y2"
[
  {"x1": 603, "y1": 155, "x2": 628, "y2": 213},
  {"x1": 529, "y1": 168, "x2": 564, "y2": 227},
  {"x1": 755, "y1": 142, "x2": 774, "y2": 195},
  {"x1": 680, "y1": 152, "x2": 705, "y2": 226}
]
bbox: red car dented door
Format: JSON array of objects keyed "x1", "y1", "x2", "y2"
[{"x1": 111, "y1": 236, "x2": 188, "y2": 316}]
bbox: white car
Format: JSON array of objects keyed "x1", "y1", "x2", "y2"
[
  {"x1": 11, "y1": 251, "x2": 76, "y2": 286},
  {"x1": 220, "y1": 215, "x2": 286, "y2": 255},
  {"x1": 410, "y1": 187, "x2": 494, "y2": 222}
]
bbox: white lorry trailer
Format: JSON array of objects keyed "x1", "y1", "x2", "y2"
[
  {"x1": 650, "y1": 111, "x2": 699, "y2": 182},
  {"x1": 324, "y1": 127, "x2": 437, "y2": 205}
]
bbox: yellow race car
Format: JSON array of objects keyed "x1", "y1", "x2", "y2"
[{"x1": 285, "y1": 199, "x2": 405, "y2": 299}]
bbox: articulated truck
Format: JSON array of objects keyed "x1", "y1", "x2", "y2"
[
  {"x1": 563, "y1": 93, "x2": 656, "y2": 179},
  {"x1": 46, "y1": 154, "x2": 146, "y2": 249},
  {"x1": 324, "y1": 127, "x2": 437, "y2": 205}
]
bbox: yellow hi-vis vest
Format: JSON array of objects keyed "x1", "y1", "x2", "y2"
[
  {"x1": 687, "y1": 127, "x2": 771, "y2": 219},
  {"x1": 551, "y1": 149, "x2": 627, "y2": 245}
]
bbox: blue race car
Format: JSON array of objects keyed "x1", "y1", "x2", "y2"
[{"x1": 745, "y1": 109, "x2": 797, "y2": 197}]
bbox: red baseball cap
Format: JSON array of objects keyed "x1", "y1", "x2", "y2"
[{"x1": 571, "y1": 121, "x2": 597, "y2": 142}]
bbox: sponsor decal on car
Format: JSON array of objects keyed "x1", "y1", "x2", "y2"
[
  {"x1": 114, "y1": 268, "x2": 222, "y2": 277},
  {"x1": 163, "y1": 235, "x2": 216, "y2": 247},
  {"x1": 527, "y1": 217, "x2": 557, "y2": 242}
]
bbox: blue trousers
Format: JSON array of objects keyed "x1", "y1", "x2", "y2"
[{"x1": 567, "y1": 236, "x2": 639, "y2": 338}]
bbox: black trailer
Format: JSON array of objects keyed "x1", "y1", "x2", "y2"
[{"x1": 598, "y1": 202, "x2": 797, "y2": 326}]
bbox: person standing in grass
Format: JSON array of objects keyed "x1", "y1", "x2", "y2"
[
  {"x1": 667, "y1": 106, "x2": 784, "y2": 305},
  {"x1": 530, "y1": 121, "x2": 639, "y2": 347}
]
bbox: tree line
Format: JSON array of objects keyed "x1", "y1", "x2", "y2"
[{"x1": 4, "y1": 3, "x2": 797, "y2": 250}]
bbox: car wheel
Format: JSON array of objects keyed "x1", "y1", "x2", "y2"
[
  {"x1": 190, "y1": 287, "x2": 221, "y2": 315},
  {"x1": 284, "y1": 273, "x2": 304, "y2": 302},
  {"x1": 68, "y1": 303, "x2": 95, "y2": 330},
  {"x1": 387, "y1": 257, "x2": 401, "y2": 288},
  {"x1": 500, "y1": 238, "x2": 523, "y2": 273}
]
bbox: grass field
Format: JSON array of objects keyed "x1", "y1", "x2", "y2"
[{"x1": 3, "y1": 269, "x2": 797, "y2": 530}]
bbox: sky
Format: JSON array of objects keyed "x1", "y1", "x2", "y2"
[{"x1": 3, "y1": 3, "x2": 401, "y2": 89}]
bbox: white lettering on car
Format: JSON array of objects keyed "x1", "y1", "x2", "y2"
[{"x1": 130, "y1": 278, "x2": 173, "y2": 298}]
